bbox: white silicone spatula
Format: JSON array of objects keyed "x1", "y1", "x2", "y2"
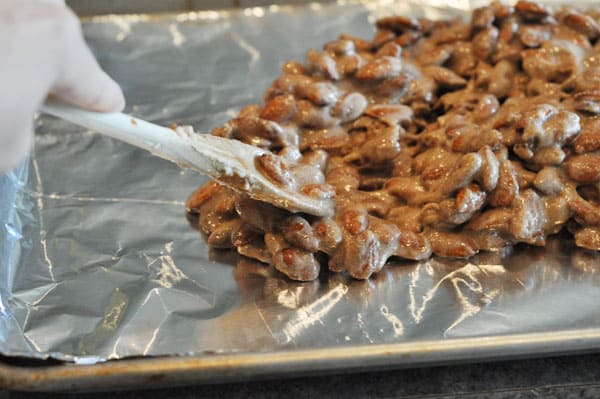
[{"x1": 40, "y1": 100, "x2": 334, "y2": 217}]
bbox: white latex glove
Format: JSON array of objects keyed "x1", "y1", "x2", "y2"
[{"x1": 0, "y1": 0, "x2": 125, "y2": 174}]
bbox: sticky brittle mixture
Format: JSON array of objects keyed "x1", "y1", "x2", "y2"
[{"x1": 187, "y1": 1, "x2": 600, "y2": 281}]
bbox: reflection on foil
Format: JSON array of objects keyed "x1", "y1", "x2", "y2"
[
  {"x1": 108, "y1": 15, "x2": 150, "y2": 42},
  {"x1": 229, "y1": 32, "x2": 260, "y2": 65},
  {"x1": 31, "y1": 155, "x2": 55, "y2": 283},
  {"x1": 228, "y1": 236, "x2": 600, "y2": 349},
  {"x1": 168, "y1": 23, "x2": 186, "y2": 47},
  {"x1": 42, "y1": 192, "x2": 184, "y2": 206},
  {"x1": 442, "y1": 263, "x2": 505, "y2": 334},
  {"x1": 76, "y1": 288, "x2": 129, "y2": 357},
  {"x1": 279, "y1": 283, "x2": 348, "y2": 344},
  {"x1": 145, "y1": 242, "x2": 186, "y2": 288},
  {"x1": 380, "y1": 305, "x2": 404, "y2": 337},
  {"x1": 2, "y1": 0, "x2": 600, "y2": 364},
  {"x1": 243, "y1": 7, "x2": 267, "y2": 18}
]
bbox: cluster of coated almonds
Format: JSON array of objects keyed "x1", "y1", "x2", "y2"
[{"x1": 187, "y1": 1, "x2": 600, "y2": 281}]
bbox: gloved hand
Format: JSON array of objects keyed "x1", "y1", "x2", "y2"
[{"x1": 0, "y1": 0, "x2": 125, "y2": 174}]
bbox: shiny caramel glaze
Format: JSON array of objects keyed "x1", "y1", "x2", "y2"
[{"x1": 187, "y1": 1, "x2": 600, "y2": 281}]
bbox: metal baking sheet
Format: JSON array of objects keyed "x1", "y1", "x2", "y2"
[{"x1": 2, "y1": 0, "x2": 600, "y2": 391}]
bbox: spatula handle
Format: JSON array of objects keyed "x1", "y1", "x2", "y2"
[{"x1": 41, "y1": 99, "x2": 190, "y2": 164}]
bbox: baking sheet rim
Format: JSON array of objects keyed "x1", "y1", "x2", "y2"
[{"x1": 2, "y1": 327, "x2": 600, "y2": 391}]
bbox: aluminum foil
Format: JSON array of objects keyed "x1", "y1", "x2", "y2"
[{"x1": 2, "y1": 0, "x2": 600, "y2": 365}]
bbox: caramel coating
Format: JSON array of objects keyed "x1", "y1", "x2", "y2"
[{"x1": 188, "y1": 1, "x2": 600, "y2": 281}]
